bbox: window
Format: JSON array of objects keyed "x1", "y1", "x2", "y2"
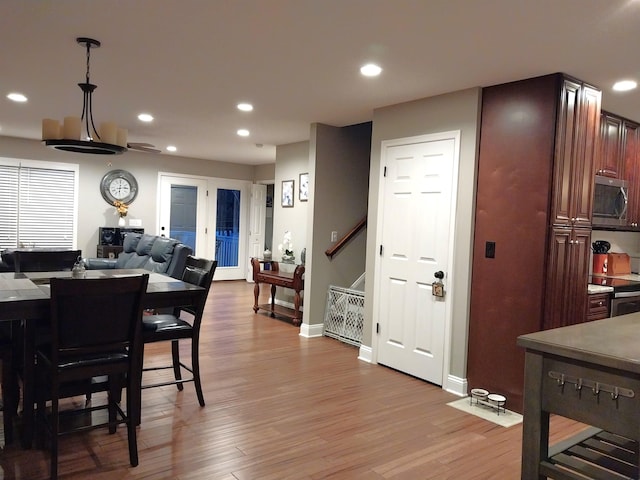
[{"x1": 0, "y1": 159, "x2": 78, "y2": 250}]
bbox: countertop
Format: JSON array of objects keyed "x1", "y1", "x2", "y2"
[
  {"x1": 517, "y1": 312, "x2": 640, "y2": 372},
  {"x1": 589, "y1": 273, "x2": 640, "y2": 294},
  {"x1": 587, "y1": 284, "x2": 614, "y2": 294}
]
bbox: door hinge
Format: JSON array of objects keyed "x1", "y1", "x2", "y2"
[
  {"x1": 205, "y1": 227, "x2": 208, "y2": 234},
  {"x1": 379, "y1": 245, "x2": 383, "y2": 255},
  {"x1": 376, "y1": 323, "x2": 380, "y2": 334},
  {"x1": 383, "y1": 166, "x2": 387, "y2": 177}
]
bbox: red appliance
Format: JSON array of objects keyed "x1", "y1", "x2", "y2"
[{"x1": 592, "y1": 253, "x2": 608, "y2": 275}]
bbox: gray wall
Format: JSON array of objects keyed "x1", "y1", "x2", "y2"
[
  {"x1": 365, "y1": 88, "x2": 481, "y2": 380},
  {"x1": 273, "y1": 141, "x2": 310, "y2": 261},
  {"x1": 1, "y1": 135, "x2": 267, "y2": 258},
  {"x1": 305, "y1": 122, "x2": 371, "y2": 326}
]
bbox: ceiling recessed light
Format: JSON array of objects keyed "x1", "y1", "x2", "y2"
[
  {"x1": 237, "y1": 129, "x2": 250, "y2": 137},
  {"x1": 7, "y1": 92, "x2": 27, "y2": 102},
  {"x1": 613, "y1": 80, "x2": 637, "y2": 92},
  {"x1": 237, "y1": 103, "x2": 253, "y2": 112},
  {"x1": 360, "y1": 63, "x2": 382, "y2": 77},
  {"x1": 138, "y1": 113, "x2": 154, "y2": 122},
  {"x1": 166, "y1": 145, "x2": 177, "y2": 152}
]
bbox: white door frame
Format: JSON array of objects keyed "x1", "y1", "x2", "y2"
[
  {"x1": 158, "y1": 174, "x2": 208, "y2": 255},
  {"x1": 246, "y1": 183, "x2": 267, "y2": 281},
  {"x1": 370, "y1": 131, "x2": 460, "y2": 388},
  {"x1": 157, "y1": 172, "x2": 252, "y2": 280}
]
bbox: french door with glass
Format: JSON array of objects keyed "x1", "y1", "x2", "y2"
[{"x1": 159, "y1": 174, "x2": 250, "y2": 280}]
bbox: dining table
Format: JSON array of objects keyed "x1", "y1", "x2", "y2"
[{"x1": 0, "y1": 268, "x2": 206, "y2": 448}]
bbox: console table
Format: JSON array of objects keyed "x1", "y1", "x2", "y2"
[
  {"x1": 251, "y1": 257, "x2": 304, "y2": 325},
  {"x1": 517, "y1": 314, "x2": 640, "y2": 479}
]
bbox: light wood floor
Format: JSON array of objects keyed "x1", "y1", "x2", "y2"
[{"x1": 0, "y1": 280, "x2": 586, "y2": 479}]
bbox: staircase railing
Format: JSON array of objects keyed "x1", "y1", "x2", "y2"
[{"x1": 325, "y1": 216, "x2": 367, "y2": 259}]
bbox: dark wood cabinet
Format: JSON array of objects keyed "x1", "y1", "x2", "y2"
[
  {"x1": 622, "y1": 120, "x2": 640, "y2": 227},
  {"x1": 543, "y1": 227, "x2": 591, "y2": 330},
  {"x1": 96, "y1": 245, "x2": 123, "y2": 259},
  {"x1": 587, "y1": 292, "x2": 610, "y2": 321},
  {"x1": 468, "y1": 73, "x2": 601, "y2": 413},
  {"x1": 551, "y1": 79, "x2": 600, "y2": 228},
  {"x1": 596, "y1": 112, "x2": 623, "y2": 178}
]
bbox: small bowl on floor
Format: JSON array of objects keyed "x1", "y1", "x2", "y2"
[
  {"x1": 470, "y1": 388, "x2": 489, "y2": 401},
  {"x1": 487, "y1": 393, "x2": 506, "y2": 407}
]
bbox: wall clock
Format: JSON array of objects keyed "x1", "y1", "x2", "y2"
[{"x1": 100, "y1": 169, "x2": 138, "y2": 205}]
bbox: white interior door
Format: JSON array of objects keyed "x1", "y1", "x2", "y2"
[
  {"x1": 375, "y1": 132, "x2": 459, "y2": 385},
  {"x1": 207, "y1": 179, "x2": 251, "y2": 281},
  {"x1": 158, "y1": 175, "x2": 208, "y2": 255},
  {"x1": 247, "y1": 184, "x2": 267, "y2": 281}
]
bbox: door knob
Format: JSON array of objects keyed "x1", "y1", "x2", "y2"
[{"x1": 434, "y1": 271, "x2": 444, "y2": 279}]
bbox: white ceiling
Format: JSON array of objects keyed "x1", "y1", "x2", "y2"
[{"x1": 2, "y1": 0, "x2": 640, "y2": 165}]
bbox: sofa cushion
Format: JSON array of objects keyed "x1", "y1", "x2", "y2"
[
  {"x1": 146, "y1": 237, "x2": 176, "y2": 273},
  {"x1": 135, "y1": 234, "x2": 156, "y2": 256},
  {"x1": 115, "y1": 233, "x2": 143, "y2": 268},
  {"x1": 122, "y1": 233, "x2": 142, "y2": 253}
]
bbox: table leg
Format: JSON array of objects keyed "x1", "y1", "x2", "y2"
[
  {"x1": 293, "y1": 290, "x2": 301, "y2": 326},
  {"x1": 521, "y1": 350, "x2": 548, "y2": 480},
  {"x1": 270, "y1": 285, "x2": 276, "y2": 317},
  {"x1": 21, "y1": 320, "x2": 35, "y2": 449},
  {"x1": 253, "y1": 282, "x2": 260, "y2": 313}
]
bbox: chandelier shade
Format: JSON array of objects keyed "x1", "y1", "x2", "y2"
[{"x1": 42, "y1": 37, "x2": 127, "y2": 155}]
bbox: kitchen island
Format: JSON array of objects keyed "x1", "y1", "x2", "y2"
[{"x1": 518, "y1": 314, "x2": 640, "y2": 479}]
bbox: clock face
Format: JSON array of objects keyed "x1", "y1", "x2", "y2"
[
  {"x1": 100, "y1": 169, "x2": 138, "y2": 205},
  {"x1": 109, "y1": 177, "x2": 131, "y2": 200}
]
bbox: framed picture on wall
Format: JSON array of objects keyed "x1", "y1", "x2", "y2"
[
  {"x1": 299, "y1": 173, "x2": 309, "y2": 201},
  {"x1": 282, "y1": 180, "x2": 294, "y2": 207}
]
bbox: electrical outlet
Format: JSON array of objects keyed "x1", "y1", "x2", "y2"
[
  {"x1": 331, "y1": 231, "x2": 338, "y2": 242},
  {"x1": 485, "y1": 241, "x2": 496, "y2": 258}
]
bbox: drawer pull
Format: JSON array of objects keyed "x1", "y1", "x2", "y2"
[{"x1": 548, "y1": 371, "x2": 634, "y2": 399}]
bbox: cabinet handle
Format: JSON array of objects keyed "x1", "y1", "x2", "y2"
[{"x1": 598, "y1": 301, "x2": 604, "y2": 306}]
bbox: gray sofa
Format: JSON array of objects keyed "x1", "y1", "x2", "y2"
[{"x1": 84, "y1": 233, "x2": 192, "y2": 279}]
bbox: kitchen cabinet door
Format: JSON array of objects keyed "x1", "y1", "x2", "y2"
[
  {"x1": 551, "y1": 79, "x2": 600, "y2": 228},
  {"x1": 544, "y1": 227, "x2": 591, "y2": 330},
  {"x1": 623, "y1": 121, "x2": 640, "y2": 228},
  {"x1": 597, "y1": 112, "x2": 623, "y2": 178}
]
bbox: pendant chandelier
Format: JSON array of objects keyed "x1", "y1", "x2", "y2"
[{"x1": 42, "y1": 37, "x2": 127, "y2": 155}]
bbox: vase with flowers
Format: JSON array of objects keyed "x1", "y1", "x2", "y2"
[
  {"x1": 114, "y1": 200, "x2": 129, "y2": 226},
  {"x1": 278, "y1": 230, "x2": 295, "y2": 263}
]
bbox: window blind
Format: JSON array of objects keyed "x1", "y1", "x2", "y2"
[{"x1": 0, "y1": 162, "x2": 76, "y2": 250}]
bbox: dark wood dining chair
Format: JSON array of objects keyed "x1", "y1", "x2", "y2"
[
  {"x1": 0, "y1": 330, "x2": 18, "y2": 445},
  {"x1": 14, "y1": 249, "x2": 81, "y2": 273},
  {"x1": 141, "y1": 257, "x2": 216, "y2": 406},
  {"x1": 34, "y1": 274, "x2": 148, "y2": 480}
]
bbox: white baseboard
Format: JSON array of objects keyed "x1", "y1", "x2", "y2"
[
  {"x1": 299, "y1": 322, "x2": 324, "y2": 338},
  {"x1": 358, "y1": 344, "x2": 373, "y2": 363},
  {"x1": 444, "y1": 374, "x2": 468, "y2": 397}
]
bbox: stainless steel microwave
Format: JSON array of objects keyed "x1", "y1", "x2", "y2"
[{"x1": 593, "y1": 175, "x2": 628, "y2": 227}]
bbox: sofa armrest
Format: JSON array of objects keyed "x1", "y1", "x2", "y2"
[{"x1": 83, "y1": 258, "x2": 117, "y2": 270}]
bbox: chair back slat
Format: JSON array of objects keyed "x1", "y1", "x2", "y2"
[
  {"x1": 49, "y1": 275, "x2": 149, "y2": 360},
  {"x1": 179, "y1": 257, "x2": 216, "y2": 316}
]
